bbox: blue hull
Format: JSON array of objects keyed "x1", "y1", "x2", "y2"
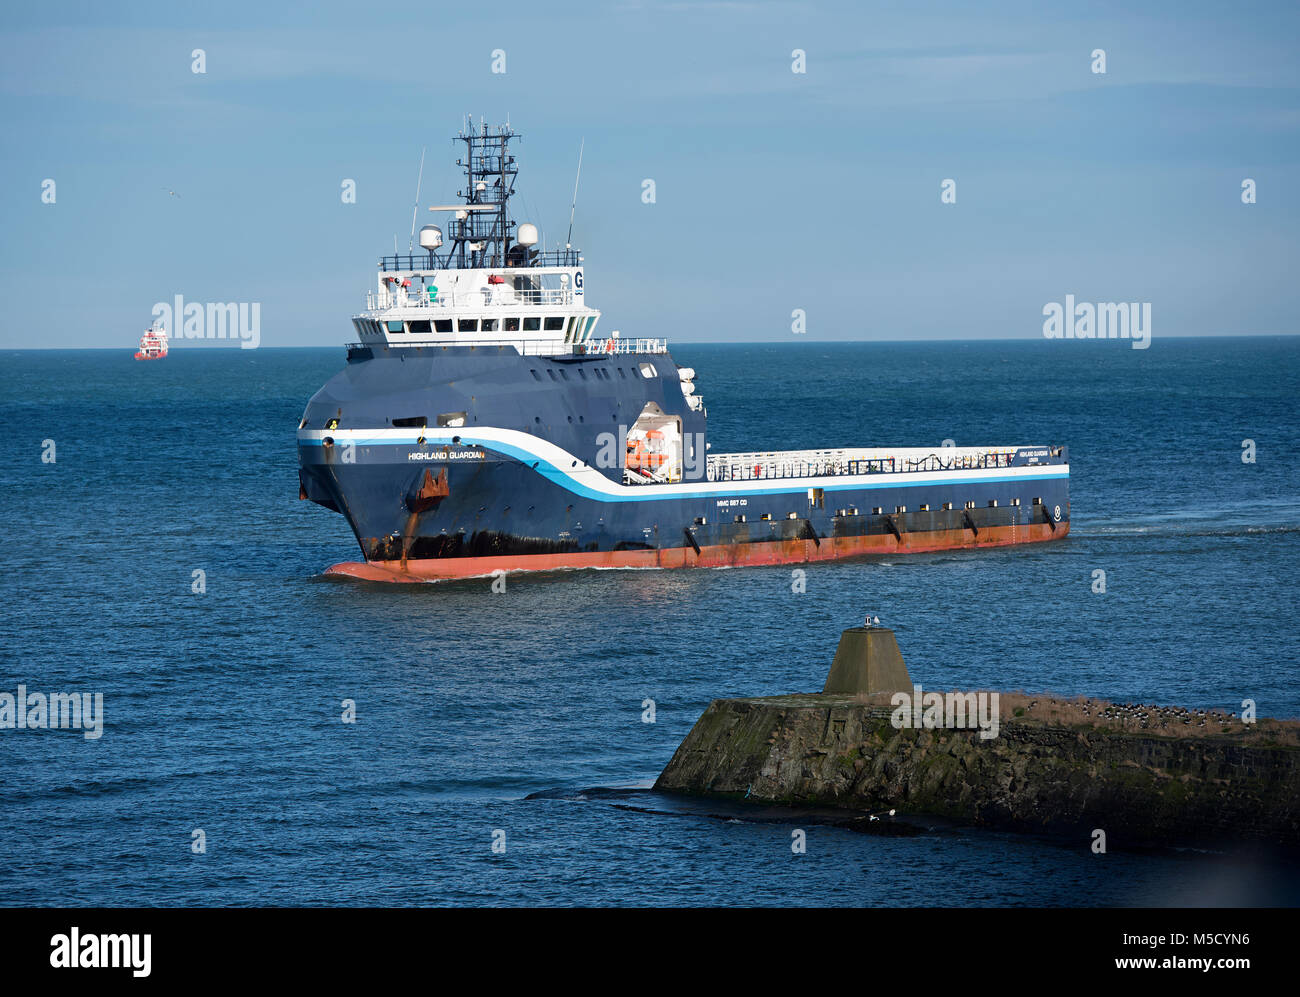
[{"x1": 296, "y1": 346, "x2": 1070, "y2": 577}]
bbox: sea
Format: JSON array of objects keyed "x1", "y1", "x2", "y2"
[{"x1": 2, "y1": 337, "x2": 1298, "y2": 907}]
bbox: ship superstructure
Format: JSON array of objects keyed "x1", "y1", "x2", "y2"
[{"x1": 297, "y1": 120, "x2": 1070, "y2": 581}]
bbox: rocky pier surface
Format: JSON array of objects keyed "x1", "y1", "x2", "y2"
[{"x1": 655, "y1": 626, "x2": 1300, "y2": 849}]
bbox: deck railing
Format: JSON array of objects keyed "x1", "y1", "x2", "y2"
[
  {"x1": 379, "y1": 249, "x2": 581, "y2": 272},
  {"x1": 366, "y1": 287, "x2": 576, "y2": 310},
  {"x1": 705, "y1": 448, "x2": 1021, "y2": 481},
  {"x1": 345, "y1": 337, "x2": 668, "y2": 357}
]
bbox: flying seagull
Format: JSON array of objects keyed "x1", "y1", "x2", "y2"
[{"x1": 162, "y1": 187, "x2": 181, "y2": 198}]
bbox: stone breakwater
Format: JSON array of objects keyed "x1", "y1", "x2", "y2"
[{"x1": 655, "y1": 693, "x2": 1300, "y2": 849}]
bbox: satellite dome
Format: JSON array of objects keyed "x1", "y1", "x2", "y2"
[
  {"x1": 516, "y1": 222, "x2": 538, "y2": 246},
  {"x1": 419, "y1": 225, "x2": 443, "y2": 250}
]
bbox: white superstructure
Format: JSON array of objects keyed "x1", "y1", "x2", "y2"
[{"x1": 349, "y1": 118, "x2": 666, "y2": 357}]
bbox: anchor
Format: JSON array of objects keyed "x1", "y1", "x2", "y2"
[{"x1": 405, "y1": 467, "x2": 450, "y2": 513}]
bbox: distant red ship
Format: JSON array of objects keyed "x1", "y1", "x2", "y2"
[{"x1": 134, "y1": 321, "x2": 168, "y2": 360}]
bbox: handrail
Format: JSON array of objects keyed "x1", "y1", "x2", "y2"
[
  {"x1": 379, "y1": 249, "x2": 581, "y2": 272},
  {"x1": 344, "y1": 338, "x2": 668, "y2": 357},
  {"x1": 366, "y1": 287, "x2": 577, "y2": 310},
  {"x1": 705, "y1": 449, "x2": 1025, "y2": 481}
]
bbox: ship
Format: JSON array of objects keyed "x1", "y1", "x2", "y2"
[
  {"x1": 134, "y1": 321, "x2": 168, "y2": 360},
  {"x1": 297, "y1": 120, "x2": 1070, "y2": 582}
]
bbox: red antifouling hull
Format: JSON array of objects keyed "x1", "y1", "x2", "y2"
[{"x1": 323, "y1": 520, "x2": 1070, "y2": 583}]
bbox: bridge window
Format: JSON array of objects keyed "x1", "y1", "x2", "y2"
[
  {"x1": 392, "y1": 416, "x2": 427, "y2": 428},
  {"x1": 638, "y1": 362, "x2": 657, "y2": 378},
  {"x1": 544, "y1": 316, "x2": 565, "y2": 332},
  {"x1": 524, "y1": 317, "x2": 541, "y2": 331},
  {"x1": 436, "y1": 412, "x2": 466, "y2": 428},
  {"x1": 481, "y1": 318, "x2": 498, "y2": 332},
  {"x1": 504, "y1": 317, "x2": 520, "y2": 332},
  {"x1": 458, "y1": 318, "x2": 478, "y2": 332},
  {"x1": 434, "y1": 319, "x2": 452, "y2": 333},
  {"x1": 409, "y1": 320, "x2": 431, "y2": 334},
  {"x1": 387, "y1": 320, "x2": 404, "y2": 333}
]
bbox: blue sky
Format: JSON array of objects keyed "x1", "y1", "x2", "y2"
[{"x1": 2, "y1": 0, "x2": 1297, "y2": 348}]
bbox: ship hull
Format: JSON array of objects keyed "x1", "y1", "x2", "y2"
[
  {"x1": 299, "y1": 425, "x2": 1070, "y2": 583},
  {"x1": 297, "y1": 347, "x2": 1070, "y2": 583}
]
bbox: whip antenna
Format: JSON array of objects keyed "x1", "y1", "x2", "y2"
[
  {"x1": 407, "y1": 146, "x2": 426, "y2": 252},
  {"x1": 566, "y1": 138, "x2": 584, "y2": 247}
]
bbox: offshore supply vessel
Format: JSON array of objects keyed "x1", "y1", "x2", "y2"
[{"x1": 297, "y1": 121, "x2": 1070, "y2": 582}]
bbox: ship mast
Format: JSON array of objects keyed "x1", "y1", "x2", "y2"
[
  {"x1": 448, "y1": 118, "x2": 518, "y2": 270},
  {"x1": 409, "y1": 118, "x2": 578, "y2": 272}
]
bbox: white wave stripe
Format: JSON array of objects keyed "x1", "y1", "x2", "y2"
[{"x1": 299, "y1": 426, "x2": 1068, "y2": 501}]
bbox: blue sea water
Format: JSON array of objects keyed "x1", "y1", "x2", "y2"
[{"x1": 1, "y1": 337, "x2": 1298, "y2": 907}]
